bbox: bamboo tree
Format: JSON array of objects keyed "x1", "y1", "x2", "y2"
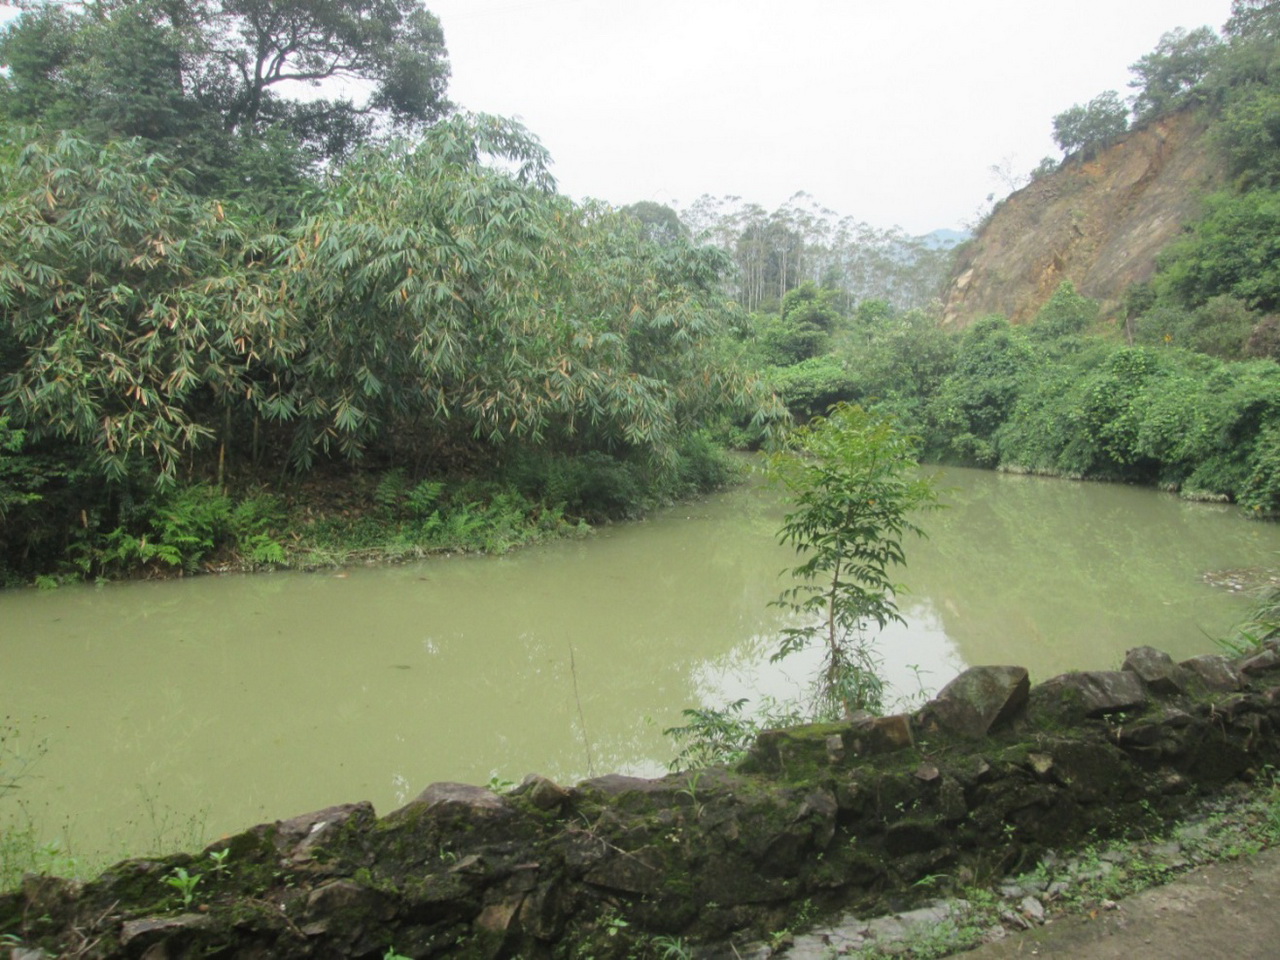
[{"x1": 0, "y1": 130, "x2": 291, "y2": 486}]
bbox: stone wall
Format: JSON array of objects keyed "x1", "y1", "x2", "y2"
[{"x1": 6, "y1": 643, "x2": 1280, "y2": 959}]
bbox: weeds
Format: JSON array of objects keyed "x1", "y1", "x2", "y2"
[
  {"x1": 0, "y1": 718, "x2": 44, "y2": 803},
  {"x1": 294, "y1": 478, "x2": 576, "y2": 568},
  {"x1": 162, "y1": 866, "x2": 201, "y2": 909},
  {"x1": 665, "y1": 699, "x2": 753, "y2": 771},
  {"x1": 1219, "y1": 585, "x2": 1280, "y2": 655},
  {"x1": 0, "y1": 820, "x2": 80, "y2": 893},
  {"x1": 664, "y1": 696, "x2": 810, "y2": 772},
  {"x1": 649, "y1": 934, "x2": 694, "y2": 959},
  {"x1": 568, "y1": 642, "x2": 596, "y2": 778},
  {"x1": 208, "y1": 848, "x2": 231, "y2": 877},
  {"x1": 677, "y1": 771, "x2": 708, "y2": 820},
  {"x1": 62, "y1": 484, "x2": 288, "y2": 580},
  {"x1": 0, "y1": 719, "x2": 70, "y2": 892}
]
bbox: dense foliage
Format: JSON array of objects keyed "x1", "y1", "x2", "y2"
[
  {"x1": 0, "y1": 1, "x2": 789, "y2": 583},
  {"x1": 8, "y1": 0, "x2": 1280, "y2": 587},
  {"x1": 880, "y1": 1, "x2": 1271, "y2": 521},
  {"x1": 782, "y1": 292, "x2": 1280, "y2": 518},
  {"x1": 1051, "y1": 90, "x2": 1130, "y2": 159},
  {"x1": 1128, "y1": 26, "x2": 1221, "y2": 122},
  {"x1": 0, "y1": 0, "x2": 450, "y2": 206},
  {"x1": 0, "y1": 118, "x2": 786, "y2": 580}
]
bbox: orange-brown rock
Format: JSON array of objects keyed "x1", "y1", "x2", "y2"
[{"x1": 942, "y1": 108, "x2": 1226, "y2": 330}]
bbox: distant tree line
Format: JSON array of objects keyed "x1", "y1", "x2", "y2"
[{"x1": 676, "y1": 192, "x2": 954, "y2": 315}]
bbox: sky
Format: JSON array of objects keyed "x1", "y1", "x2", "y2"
[
  {"x1": 0, "y1": 0, "x2": 1239, "y2": 234},
  {"x1": 421, "y1": 0, "x2": 1237, "y2": 234}
]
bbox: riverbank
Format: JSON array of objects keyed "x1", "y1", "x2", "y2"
[
  {"x1": 13, "y1": 446, "x2": 747, "y2": 589},
  {"x1": 7, "y1": 642, "x2": 1280, "y2": 958}
]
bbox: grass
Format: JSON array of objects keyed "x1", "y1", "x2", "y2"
[
  {"x1": 0, "y1": 815, "x2": 82, "y2": 892},
  {"x1": 1, "y1": 743, "x2": 210, "y2": 895}
]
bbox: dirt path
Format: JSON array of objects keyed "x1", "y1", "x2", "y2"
[{"x1": 962, "y1": 844, "x2": 1280, "y2": 959}]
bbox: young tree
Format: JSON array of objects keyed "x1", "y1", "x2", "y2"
[{"x1": 769, "y1": 404, "x2": 937, "y2": 717}]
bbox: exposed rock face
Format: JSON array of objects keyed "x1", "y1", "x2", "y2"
[
  {"x1": 8, "y1": 641, "x2": 1280, "y2": 959},
  {"x1": 941, "y1": 108, "x2": 1226, "y2": 329}
]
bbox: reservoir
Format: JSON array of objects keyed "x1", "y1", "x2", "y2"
[{"x1": 2, "y1": 465, "x2": 1277, "y2": 868}]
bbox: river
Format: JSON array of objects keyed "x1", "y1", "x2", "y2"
[{"x1": 2, "y1": 465, "x2": 1278, "y2": 868}]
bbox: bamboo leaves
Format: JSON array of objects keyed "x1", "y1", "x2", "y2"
[
  {"x1": 0, "y1": 132, "x2": 290, "y2": 486},
  {"x1": 1, "y1": 117, "x2": 778, "y2": 490}
]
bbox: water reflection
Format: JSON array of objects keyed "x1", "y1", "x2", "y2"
[{"x1": 1, "y1": 466, "x2": 1277, "y2": 864}]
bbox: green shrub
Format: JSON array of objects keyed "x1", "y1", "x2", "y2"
[
  {"x1": 1155, "y1": 189, "x2": 1280, "y2": 312},
  {"x1": 672, "y1": 432, "x2": 743, "y2": 494},
  {"x1": 1029, "y1": 280, "x2": 1098, "y2": 340},
  {"x1": 229, "y1": 493, "x2": 287, "y2": 566},
  {"x1": 767, "y1": 355, "x2": 860, "y2": 420},
  {"x1": 503, "y1": 450, "x2": 645, "y2": 520},
  {"x1": 925, "y1": 316, "x2": 1042, "y2": 463},
  {"x1": 1134, "y1": 296, "x2": 1259, "y2": 359},
  {"x1": 1240, "y1": 420, "x2": 1280, "y2": 515},
  {"x1": 372, "y1": 469, "x2": 445, "y2": 521}
]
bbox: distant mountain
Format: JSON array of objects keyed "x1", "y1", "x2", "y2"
[{"x1": 920, "y1": 228, "x2": 968, "y2": 250}]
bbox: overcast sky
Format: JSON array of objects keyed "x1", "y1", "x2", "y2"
[
  {"x1": 424, "y1": 0, "x2": 1236, "y2": 234},
  {"x1": 1, "y1": 0, "x2": 1238, "y2": 234}
]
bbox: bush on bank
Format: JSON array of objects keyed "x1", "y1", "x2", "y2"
[{"x1": 0, "y1": 436, "x2": 745, "y2": 586}]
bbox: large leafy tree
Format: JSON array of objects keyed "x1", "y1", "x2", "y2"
[
  {"x1": 1052, "y1": 90, "x2": 1129, "y2": 159},
  {"x1": 185, "y1": 0, "x2": 451, "y2": 140},
  {"x1": 0, "y1": 0, "x2": 451, "y2": 195},
  {"x1": 1128, "y1": 26, "x2": 1222, "y2": 122}
]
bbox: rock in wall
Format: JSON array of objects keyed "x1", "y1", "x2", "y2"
[{"x1": 6, "y1": 644, "x2": 1280, "y2": 959}]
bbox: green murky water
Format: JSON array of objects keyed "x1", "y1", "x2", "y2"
[{"x1": 2, "y1": 465, "x2": 1278, "y2": 865}]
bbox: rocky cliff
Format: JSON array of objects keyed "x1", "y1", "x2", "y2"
[{"x1": 942, "y1": 109, "x2": 1226, "y2": 329}]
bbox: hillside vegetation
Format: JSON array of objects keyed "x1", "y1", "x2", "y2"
[
  {"x1": 945, "y1": 0, "x2": 1280, "y2": 351},
  {"x1": 2, "y1": 0, "x2": 1280, "y2": 587},
  {"x1": 722, "y1": 1, "x2": 1280, "y2": 516}
]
